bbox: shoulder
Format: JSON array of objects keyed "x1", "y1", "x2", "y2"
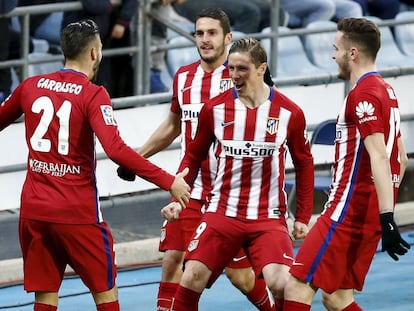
[
  {"x1": 175, "y1": 60, "x2": 201, "y2": 75},
  {"x1": 272, "y1": 87, "x2": 304, "y2": 115}
]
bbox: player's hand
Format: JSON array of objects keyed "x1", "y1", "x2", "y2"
[
  {"x1": 117, "y1": 166, "x2": 136, "y2": 181},
  {"x1": 170, "y1": 167, "x2": 191, "y2": 208},
  {"x1": 161, "y1": 202, "x2": 182, "y2": 221},
  {"x1": 380, "y1": 212, "x2": 410, "y2": 261},
  {"x1": 292, "y1": 221, "x2": 309, "y2": 240}
]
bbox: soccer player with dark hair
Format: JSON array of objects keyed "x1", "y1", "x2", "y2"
[
  {"x1": 283, "y1": 17, "x2": 410, "y2": 311},
  {"x1": 0, "y1": 19, "x2": 190, "y2": 311}
]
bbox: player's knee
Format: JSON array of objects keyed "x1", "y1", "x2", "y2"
[
  {"x1": 225, "y1": 268, "x2": 254, "y2": 293},
  {"x1": 322, "y1": 292, "x2": 345, "y2": 311},
  {"x1": 161, "y1": 252, "x2": 185, "y2": 282},
  {"x1": 92, "y1": 286, "x2": 118, "y2": 305},
  {"x1": 180, "y1": 261, "x2": 210, "y2": 291},
  {"x1": 162, "y1": 251, "x2": 184, "y2": 273}
]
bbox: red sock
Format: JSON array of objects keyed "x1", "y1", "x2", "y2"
[
  {"x1": 274, "y1": 297, "x2": 284, "y2": 311},
  {"x1": 157, "y1": 282, "x2": 179, "y2": 311},
  {"x1": 283, "y1": 300, "x2": 310, "y2": 311},
  {"x1": 342, "y1": 301, "x2": 363, "y2": 311},
  {"x1": 34, "y1": 303, "x2": 57, "y2": 311},
  {"x1": 170, "y1": 285, "x2": 201, "y2": 311},
  {"x1": 96, "y1": 301, "x2": 120, "y2": 311},
  {"x1": 245, "y1": 278, "x2": 275, "y2": 311}
]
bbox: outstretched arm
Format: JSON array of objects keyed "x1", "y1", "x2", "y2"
[{"x1": 364, "y1": 133, "x2": 410, "y2": 261}]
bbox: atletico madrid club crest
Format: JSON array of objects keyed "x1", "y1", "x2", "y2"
[{"x1": 266, "y1": 117, "x2": 279, "y2": 135}]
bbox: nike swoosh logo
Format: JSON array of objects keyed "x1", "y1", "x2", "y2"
[
  {"x1": 232, "y1": 256, "x2": 247, "y2": 262},
  {"x1": 283, "y1": 253, "x2": 304, "y2": 266},
  {"x1": 221, "y1": 121, "x2": 235, "y2": 127},
  {"x1": 181, "y1": 85, "x2": 199, "y2": 93},
  {"x1": 282, "y1": 253, "x2": 294, "y2": 261}
]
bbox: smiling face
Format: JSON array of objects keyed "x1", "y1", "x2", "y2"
[
  {"x1": 194, "y1": 17, "x2": 231, "y2": 66},
  {"x1": 228, "y1": 51, "x2": 265, "y2": 96}
]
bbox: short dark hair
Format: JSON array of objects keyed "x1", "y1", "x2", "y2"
[
  {"x1": 60, "y1": 19, "x2": 100, "y2": 60},
  {"x1": 228, "y1": 38, "x2": 267, "y2": 67},
  {"x1": 195, "y1": 8, "x2": 231, "y2": 35},
  {"x1": 337, "y1": 17, "x2": 380, "y2": 61}
]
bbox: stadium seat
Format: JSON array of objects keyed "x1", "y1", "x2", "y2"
[
  {"x1": 285, "y1": 119, "x2": 337, "y2": 215},
  {"x1": 28, "y1": 52, "x2": 63, "y2": 77},
  {"x1": 365, "y1": 16, "x2": 414, "y2": 68},
  {"x1": 261, "y1": 27, "x2": 327, "y2": 79},
  {"x1": 166, "y1": 20, "x2": 194, "y2": 40},
  {"x1": 166, "y1": 36, "x2": 199, "y2": 77},
  {"x1": 302, "y1": 21, "x2": 338, "y2": 73},
  {"x1": 394, "y1": 11, "x2": 414, "y2": 56}
]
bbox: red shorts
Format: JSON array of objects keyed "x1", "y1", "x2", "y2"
[
  {"x1": 19, "y1": 218, "x2": 117, "y2": 293},
  {"x1": 185, "y1": 212, "x2": 294, "y2": 288},
  {"x1": 159, "y1": 198, "x2": 203, "y2": 252},
  {"x1": 290, "y1": 215, "x2": 381, "y2": 293},
  {"x1": 226, "y1": 248, "x2": 251, "y2": 269}
]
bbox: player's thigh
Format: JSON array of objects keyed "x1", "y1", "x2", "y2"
[
  {"x1": 19, "y1": 218, "x2": 66, "y2": 292},
  {"x1": 185, "y1": 213, "x2": 243, "y2": 287},
  {"x1": 59, "y1": 221, "x2": 117, "y2": 293}
]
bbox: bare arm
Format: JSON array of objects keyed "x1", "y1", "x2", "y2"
[
  {"x1": 365, "y1": 133, "x2": 411, "y2": 260},
  {"x1": 397, "y1": 136, "x2": 408, "y2": 184},
  {"x1": 363, "y1": 132, "x2": 394, "y2": 213},
  {"x1": 139, "y1": 111, "x2": 181, "y2": 158}
]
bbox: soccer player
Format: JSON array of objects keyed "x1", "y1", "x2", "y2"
[
  {"x1": 166, "y1": 37, "x2": 314, "y2": 311},
  {"x1": 283, "y1": 17, "x2": 410, "y2": 311},
  {"x1": 0, "y1": 19, "x2": 190, "y2": 311},
  {"x1": 117, "y1": 8, "x2": 279, "y2": 311}
]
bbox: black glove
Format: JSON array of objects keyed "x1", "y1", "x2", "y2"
[
  {"x1": 117, "y1": 166, "x2": 136, "y2": 182},
  {"x1": 380, "y1": 212, "x2": 410, "y2": 261}
]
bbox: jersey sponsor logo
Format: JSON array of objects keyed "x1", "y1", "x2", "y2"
[
  {"x1": 100, "y1": 105, "x2": 117, "y2": 126},
  {"x1": 29, "y1": 158, "x2": 81, "y2": 177},
  {"x1": 221, "y1": 140, "x2": 276, "y2": 158},
  {"x1": 266, "y1": 117, "x2": 279, "y2": 135},
  {"x1": 356, "y1": 101, "x2": 377, "y2": 124},
  {"x1": 182, "y1": 103, "x2": 204, "y2": 121},
  {"x1": 187, "y1": 239, "x2": 199, "y2": 252},
  {"x1": 37, "y1": 78, "x2": 83, "y2": 95},
  {"x1": 220, "y1": 79, "x2": 233, "y2": 93}
]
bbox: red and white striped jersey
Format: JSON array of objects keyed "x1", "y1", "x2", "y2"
[
  {"x1": 178, "y1": 87, "x2": 314, "y2": 222},
  {"x1": 0, "y1": 69, "x2": 174, "y2": 224},
  {"x1": 322, "y1": 72, "x2": 402, "y2": 229},
  {"x1": 171, "y1": 60, "x2": 232, "y2": 201}
]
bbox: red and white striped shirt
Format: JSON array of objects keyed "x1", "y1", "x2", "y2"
[
  {"x1": 171, "y1": 60, "x2": 232, "y2": 201},
  {"x1": 322, "y1": 72, "x2": 402, "y2": 229},
  {"x1": 178, "y1": 87, "x2": 314, "y2": 222}
]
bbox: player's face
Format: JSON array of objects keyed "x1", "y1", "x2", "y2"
[
  {"x1": 228, "y1": 52, "x2": 261, "y2": 96},
  {"x1": 194, "y1": 17, "x2": 228, "y2": 64},
  {"x1": 332, "y1": 31, "x2": 351, "y2": 81}
]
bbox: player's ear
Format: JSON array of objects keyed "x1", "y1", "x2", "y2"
[{"x1": 90, "y1": 47, "x2": 97, "y2": 61}]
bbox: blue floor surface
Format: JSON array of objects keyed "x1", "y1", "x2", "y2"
[{"x1": 1, "y1": 230, "x2": 414, "y2": 311}]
